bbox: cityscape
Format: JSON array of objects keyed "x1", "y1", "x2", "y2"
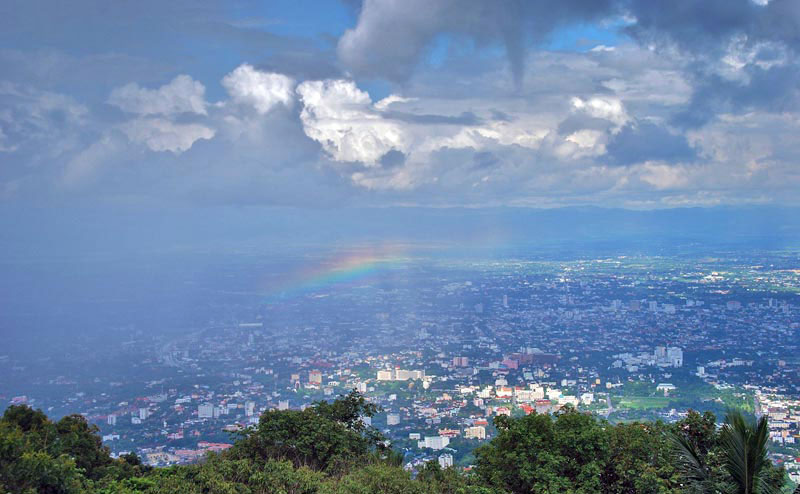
[{"x1": 3, "y1": 248, "x2": 799, "y2": 482}]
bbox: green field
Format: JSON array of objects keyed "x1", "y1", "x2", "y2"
[{"x1": 615, "y1": 396, "x2": 671, "y2": 410}]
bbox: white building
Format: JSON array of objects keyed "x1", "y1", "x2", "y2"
[
  {"x1": 667, "y1": 347, "x2": 683, "y2": 367},
  {"x1": 198, "y1": 404, "x2": 214, "y2": 419},
  {"x1": 418, "y1": 436, "x2": 450, "y2": 450},
  {"x1": 395, "y1": 369, "x2": 425, "y2": 381}
]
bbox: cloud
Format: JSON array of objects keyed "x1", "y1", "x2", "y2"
[
  {"x1": 571, "y1": 96, "x2": 628, "y2": 127},
  {"x1": 221, "y1": 64, "x2": 294, "y2": 114},
  {"x1": 62, "y1": 133, "x2": 123, "y2": 187},
  {"x1": 121, "y1": 118, "x2": 215, "y2": 153},
  {"x1": 636, "y1": 162, "x2": 689, "y2": 190},
  {"x1": 2, "y1": 1, "x2": 800, "y2": 209},
  {"x1": 0, "y1": 82, "x2": 90, "y2": 169},
  {"x1": 623, "y1": 0, "x2": 800, "y2": 54},
  {"x1": 0, "y1": 127, "x2": 15, "y2": 152},
  {"x1": 374, "y1": 95, "x2": 415, "y2": 111},
  {"x1": 338, "y1": 0, "x2": 799, "y2": 129},
  {"x1": 296, "y1": 79, "x2": 410, "y2": 164},
  {"x1": 108, "y1": 75, "x2": 208, "y2": 115},
  {"x1": 605, "y1": 121, "x2": 696, "y2": 165},
  {"x1": 337, "y1": 0, "x2": 614, "y2": 86}
]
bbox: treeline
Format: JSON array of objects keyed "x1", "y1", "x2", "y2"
[{"x1": 0, "y1": 391, "x2": 792, "y2": 494}]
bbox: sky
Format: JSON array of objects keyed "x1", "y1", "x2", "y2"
[{"x1": 1, "y1": 0, "x2": 800, "y2": 211}]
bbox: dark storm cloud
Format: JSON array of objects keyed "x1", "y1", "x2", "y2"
[
  {"x1": 605, "y1": 121, "x2": 696, "y2": 166},
  {"x1": 622, "y1": 0, "x2": 800, "y2": 125},
  {"x1": 557, "y1": 115, "x2": 616, "y2": 135},
  {"x1": 623, "y1": 0, "x2": 800, "y2": 52},
  {"x1": 340, "y1": 0, "x2": 799, "y2": 121},
  {"x1": 673, "y1": 63, "x2": 800, "y2": 128},
  {"x1": 472, "y1": 151, "x2": 499, "y2": 170},
  {"x1": 490, "y1": 110, "x2": 514, "y2": 122},
  {"x1": 382, "y1": 111, "x2": 483, "y2": 126},
  {"x1": 379, "y1": 150, "x2": 407, "y2": 169},
  {"x1": 337, "y1": 0, "x2": 615, "y2": 87}
]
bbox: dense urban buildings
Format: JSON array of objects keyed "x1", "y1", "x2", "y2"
[{"x1": 2, "y1": 249, "x2": 798, "y2": 481}]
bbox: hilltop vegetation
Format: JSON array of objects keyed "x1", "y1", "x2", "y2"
[{"x1": 0, "y1": 391, "x2": 789, "y2": 494}]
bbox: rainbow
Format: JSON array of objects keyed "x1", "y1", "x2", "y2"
[{"x1": 262, "y1": 246, "x2": 409, "y2": 300}]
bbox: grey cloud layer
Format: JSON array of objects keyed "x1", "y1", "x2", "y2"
[{"x1": 338, "y1": 0, "x2": 614, "y2": 85}]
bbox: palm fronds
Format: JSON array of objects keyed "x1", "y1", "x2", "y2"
[
  {"x1": 719, "y1": 410, "x2": 777, "y2": 494},
  {"x1": 669, "y1": 430, "x2": 713, "y2": 494}
]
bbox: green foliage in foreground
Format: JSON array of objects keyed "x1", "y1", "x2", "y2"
[{"x1": 0, "y1": 391, "x2": 790, "y2": 494}]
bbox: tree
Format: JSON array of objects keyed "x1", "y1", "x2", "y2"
[
  {"x1": 719, "y1": 410, "x2": 780, "y2": 494},
  {"x1": 53, "y1": 414, "x2": 112, "y2": 480},
  {"x1": 227, "y1": 390, "x2": 387, "y2": 473},
  {"x1": 0, "y1": 407, "x2": 89, "y2": 494},
  {"x1": 603, "y1": 421, "x2": 678, "y2": 494},
  {"x1": 671, "y1": 410, "x2": 785, "y2": 494},
  {"x1": 669, "y1": 410, "x2": 723, "y2": 494},
  {"x1": 320, "y1": 463, "x2": 426, "y2": 494},
  {"x1": 474, "y1": 407, "x2": 609, "y2": 494}
]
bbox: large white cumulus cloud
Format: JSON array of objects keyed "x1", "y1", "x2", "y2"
[
  {"x1": 296, "y1": 79, "x2": 409, "y2": 165},
  {"x1": 222, "y1": 64, "x2": 294, "y2": 114}
]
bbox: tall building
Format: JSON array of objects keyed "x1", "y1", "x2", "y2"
[
  {"x1": 245, "y1": 401, "x2": 255, "y2": 417},
  {"x1": 387, "y1": 413, "x2": 400, "y2": 425},
  {"x1": 465, "y1": 426, "x2": 486, "y2": 439},
  {"x1": 667, "y1": 347, "x2": 683, "y2": 367},
  {"x1": 438, "y1": 454, "x2": 454, "y2": 469},
  {"x1": 309, "y1": 370, "x2": 322, "y2": 384},
  {"x1": 198, "y1": 404, "x2": 214, "y2": 419},
  {"x1": 452, "y1": 356, "x2": 469, "y2": 367},
  {"x1": 107, "y1": 414, "x2": 117, "y2": 426}
]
